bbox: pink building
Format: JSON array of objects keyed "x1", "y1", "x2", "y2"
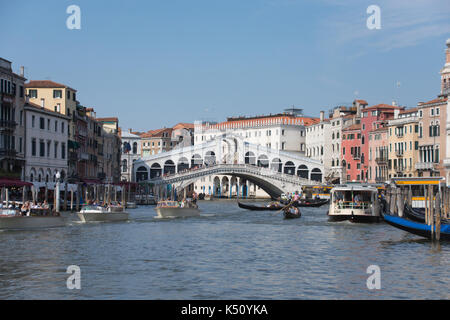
[
  {"x1": 360, "y1": 104, "x2": 401, "y2": 181},
  {"x1": 368, "y1": 127, "x2": 388, "y2": 183},
  {"x1": 341, "y1": 124, "x2": 362, "y2": 182}
]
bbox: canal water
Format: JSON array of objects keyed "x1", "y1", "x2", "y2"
[{"x1": 0, "y1": 200, "x2": 449, "y2": 299}]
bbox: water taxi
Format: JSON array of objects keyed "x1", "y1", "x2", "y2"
[
  {"x1": 155, "y1": 200, "x2": 200, "y2": 218},
  {"x1": 328, "y1": 185, "x2": 381, "y2": 222},
  {"x1": 77, "y1": 204, "x2": 129, "y2": 222},
  {"x1": 0, "y1": 208, "x2": 66, "y2": 230}
]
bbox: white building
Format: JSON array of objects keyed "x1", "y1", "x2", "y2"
[
  {"x1": 192, "y1": 108, "x2": 318, "y2": 197},
  {"x1": 120, "y1": 128, "x2": 142, "y2": 182},
  {"x1": 23, "y1": 101, "x2": 70, "y2": 183},
  {"x1": 305, "y1": 111, "x2": 332, "y2": 181}
]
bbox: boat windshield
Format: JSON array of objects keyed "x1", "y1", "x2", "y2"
[{"x1": 332, "y1": 190, "x2": 374, "y2": 209}]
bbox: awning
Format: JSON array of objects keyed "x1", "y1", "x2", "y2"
[
  {"x1": 0, "y1": 178, "x2": 33, "y2": 187},
  {"x1": 81, "y1": 179, "x2": 103, "y2": 185}
]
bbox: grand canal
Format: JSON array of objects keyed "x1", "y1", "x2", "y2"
[{"x1": 0, "y1": 200, "x2": 449, "y2": 299}]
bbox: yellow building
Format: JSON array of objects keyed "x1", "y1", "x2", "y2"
[
  {"x1": 387, "y1": 108, "x2": 420, "y2": 178},
  {"x1": 25, "y1": 80, "x2": 78, "y2": 138}
]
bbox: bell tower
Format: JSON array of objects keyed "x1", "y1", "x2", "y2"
[{"x1": 441, "y1": 39, "x2": 450, "y2": 96}]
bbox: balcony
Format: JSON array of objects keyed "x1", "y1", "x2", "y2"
[
  {"x1": 375, "y1": 156, "x2": 388, "y2": 164},
  {"x1": 0, "y1": 148, "x2": 17, "y2": 158},
  {"x1": 375, "y1": 177, "x2": 387, "y2": 183},
  {"x1": 415, "y1": 162, "x2": 436, "y2": 170},
  {"x1": 395, "y1": 166, "x2": 405, "y2": 173},
  {"x1": 352, "y1": 153, "x2": 361, "y2": 160},
  {"x1": 395, "y1": 150, "x2": 404, "y2": 157},
  {"x1": 396, "y1": 132, "x2": 404, "y2": 138},
  {"x1": 0, "y1": 120, "x2": 17, "y2": 130}
]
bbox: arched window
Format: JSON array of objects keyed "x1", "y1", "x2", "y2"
[
  {"x1": 122, "y1": 159, "x2": 127, "y2": 172},
  {"x1": 133, "y1": 142, "x2": 137, "y2": 154}
]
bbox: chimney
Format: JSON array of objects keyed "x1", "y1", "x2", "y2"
[
  {"x1": 394, "y1": 109, "x2": 400, "y2": 119},
  {"x1": 20, "y1": 66, "x2": 24, "y2": 77},
  {"x1": 320, "y1": 111, "x2": 324, "y2": 122}
]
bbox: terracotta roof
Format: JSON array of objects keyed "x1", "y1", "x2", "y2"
[
  {"x1": 140, "y1": 128, "x2": 172, "y2": 138},
  {"x1": 96, "y1": 117, "x2": 118, "y2": 122},
  {"x1": 363, "y1": 103, "x2": 403, "y2": 111},
  {"x1": 418, "y1": 97, "x2": 447, "y2": 106},
  {"x1": 173, "y1": 123, "x2": 195, "y2": 130},
  {"x1": 354, "y1": 99, "x2": 368, "y2": 105},
  {"x1": 343, "y1": 124, "x2": 361, "y2": 131},
  {"x1": 25, "y1": 80, "x2": 77, "y2": 92},
  {"x1": 399, "y1": 107, "x2": 419, "y2": 114}
]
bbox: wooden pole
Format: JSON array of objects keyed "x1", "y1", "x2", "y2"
[
  {"x1": 5, "y1": 188, "x2": 9, "y2": 208},
  {"x1": 70, "y1": 189, "x2": 74, "y2": 211},
  {"x1": 64, "y1": 182, "x2": 68, "y2": 211},
  {"x1": 22, "y1": 186, "x2": 26, "y2": 205},
  {"x1": 76, "y1": 184, "x2": 80, "y2": 211},
  {"x1": 435, "y1": 192, "x2": 441, "y2": 241}
]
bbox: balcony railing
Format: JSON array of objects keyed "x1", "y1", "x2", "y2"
[
  {"x1": 0, "y1": 120, "x2": 17, "y2": 130},
  {"x1": 395, "y1": 150, "x2": 404, "y2": 157},
  {"x1": 375, "y1": 156, "x2": 388, "y2": 164},
  {"x1": 415, "y1": 162, "x2": 437, "y2": 170},
  {"x1": 352, "y1": 153, "x2": 361, "y2": 160},
  {"x1": 0, "y1": 148, "x2": 17, "y2": 158},
  {"x1": 443, "y1": 83, "x2": 450, "y2": 95}
]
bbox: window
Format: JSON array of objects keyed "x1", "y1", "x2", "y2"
[
  {"x1": 54, "y1": 142, "x2": 58, "y2": 158},
  {"x1": 61, "y1": 143, "x2": 66, "y2": 159},
  {"x1": 40, "y1": 117, "x2": 45, "y2": 129},
  {"x1": 31, "y1": 138, "x2": 36, "y2": 156},
  {"x1": 47, "y1": 119, "x2": 50, "y2": 130},
  {"x1": 19, "y1": 137, "x2": 22, "y2": 153},
  {"x1": 53, "y1": 90, "x2": 62, "y2": 98},
  {"x1": 39, "y1": 140, "x2": 45, "y2": 157},
  {"x1": 55, "y1": 121, "x2": 58, "y2": 132},
  {"x1": 32, "y1": 115, "x2": 35, "y2": 127},
  {"x1": 47, "y1": 141, "x2": 51, "y2": 157},
  {"x1": 62, "y1": 122, "x2": 65, "y2": 134},
  {"x1": 29, "y1": 89, "x2": 37, "y2": 98}
]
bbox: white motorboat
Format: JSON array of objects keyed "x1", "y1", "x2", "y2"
[
  {"x1": 155, "y1": 200, "x2": 200, "y2": 218},
  {"x1": 77, "y1": 205, "x2": 129, "y2": 222},
  {"x1": 328, "y1": 185, "x2": 381, "y2": 223},
  {"x1": 0, "y1": 209, "x2": 66, "y2": 230}
]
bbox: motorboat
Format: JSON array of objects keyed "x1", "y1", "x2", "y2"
[
  {"x1": 155, "y1": 200, "x2": 200, "y2": 218},
  {"x1": 77, "y1": 205, "x2": 129, "y2": 222},
  {"x1": 328, "y1": 185, "x2": 381, "y2": 222},
  {"x1": 0, "y1": 208, "x2": 66, "y2": 230}
]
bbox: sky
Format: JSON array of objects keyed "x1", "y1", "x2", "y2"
[{"x1": 1, "y1": 0, "x2": 450, "y2": 132}]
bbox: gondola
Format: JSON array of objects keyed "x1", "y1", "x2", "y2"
[
  {"x1": 382, "y1": 211, "x2": 450, "y2": 241},
  {"x1": 292, "y1": 198, "x2": 329, "y2": 207},
  {"x1": 237, "y1": 201, "x2": 283, "y2": 211},
  {"x1": 283, "y1": 207, "x2": 301, "y2": 219},
  {"x1": 404, "y1": 204, "x2": 450, "y2": 224}
]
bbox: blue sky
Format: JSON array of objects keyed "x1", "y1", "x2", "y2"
[{"x1": 1, "y1": 0, "x2": 449, "y2": 131}]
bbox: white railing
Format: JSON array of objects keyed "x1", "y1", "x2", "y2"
[{"x1": 148, "y1": 163, "x2": 320, "y2": 186}]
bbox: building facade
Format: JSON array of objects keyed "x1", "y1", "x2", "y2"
[
  {"x1": 23, "y1": 102, "x2": 69, "y2": 182},
  {"x1": 0, "y1": 58, "x2": 26, "y2": 179},
  {"x1": 387, "y1": 108, "x2": 420, "y2": 179},
  {"x1": 416, "y1": 97, "x2": 447, "y2": 177},
  {"x1": 368, "y1": 127, "x2": 388, "y2": 183},
  {"x1": 120, "y1": 129, "x2": 142, "y2": 182}
]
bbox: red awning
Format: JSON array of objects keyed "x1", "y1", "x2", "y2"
[
  {"x1": 0, "y1": 178, "x2": 33, "y2": 187},
  {"x1": 81, "y1": 179, "x2": 103, "y2": 185},
  {"x1": 114, "y1": 181, "x2": 138, "y2": 187}
]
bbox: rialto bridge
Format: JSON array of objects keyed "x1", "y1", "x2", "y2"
[{"x1": 132, "y1": 134, "x2": 324, "y2": 199}]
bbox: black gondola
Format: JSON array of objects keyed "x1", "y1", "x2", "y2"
[
  {"x1": 404, "y1": 204, "x2": 450, "y2": 224},
  {"x1": 237, "y1": 202, "x2": 283, "y2": 211},
  {"x1": 292, "y1": 198, "x2": 329, "y2": 207},
  {"x1": 283, "y1": 207, "x2": 301, "y2": 219}
]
